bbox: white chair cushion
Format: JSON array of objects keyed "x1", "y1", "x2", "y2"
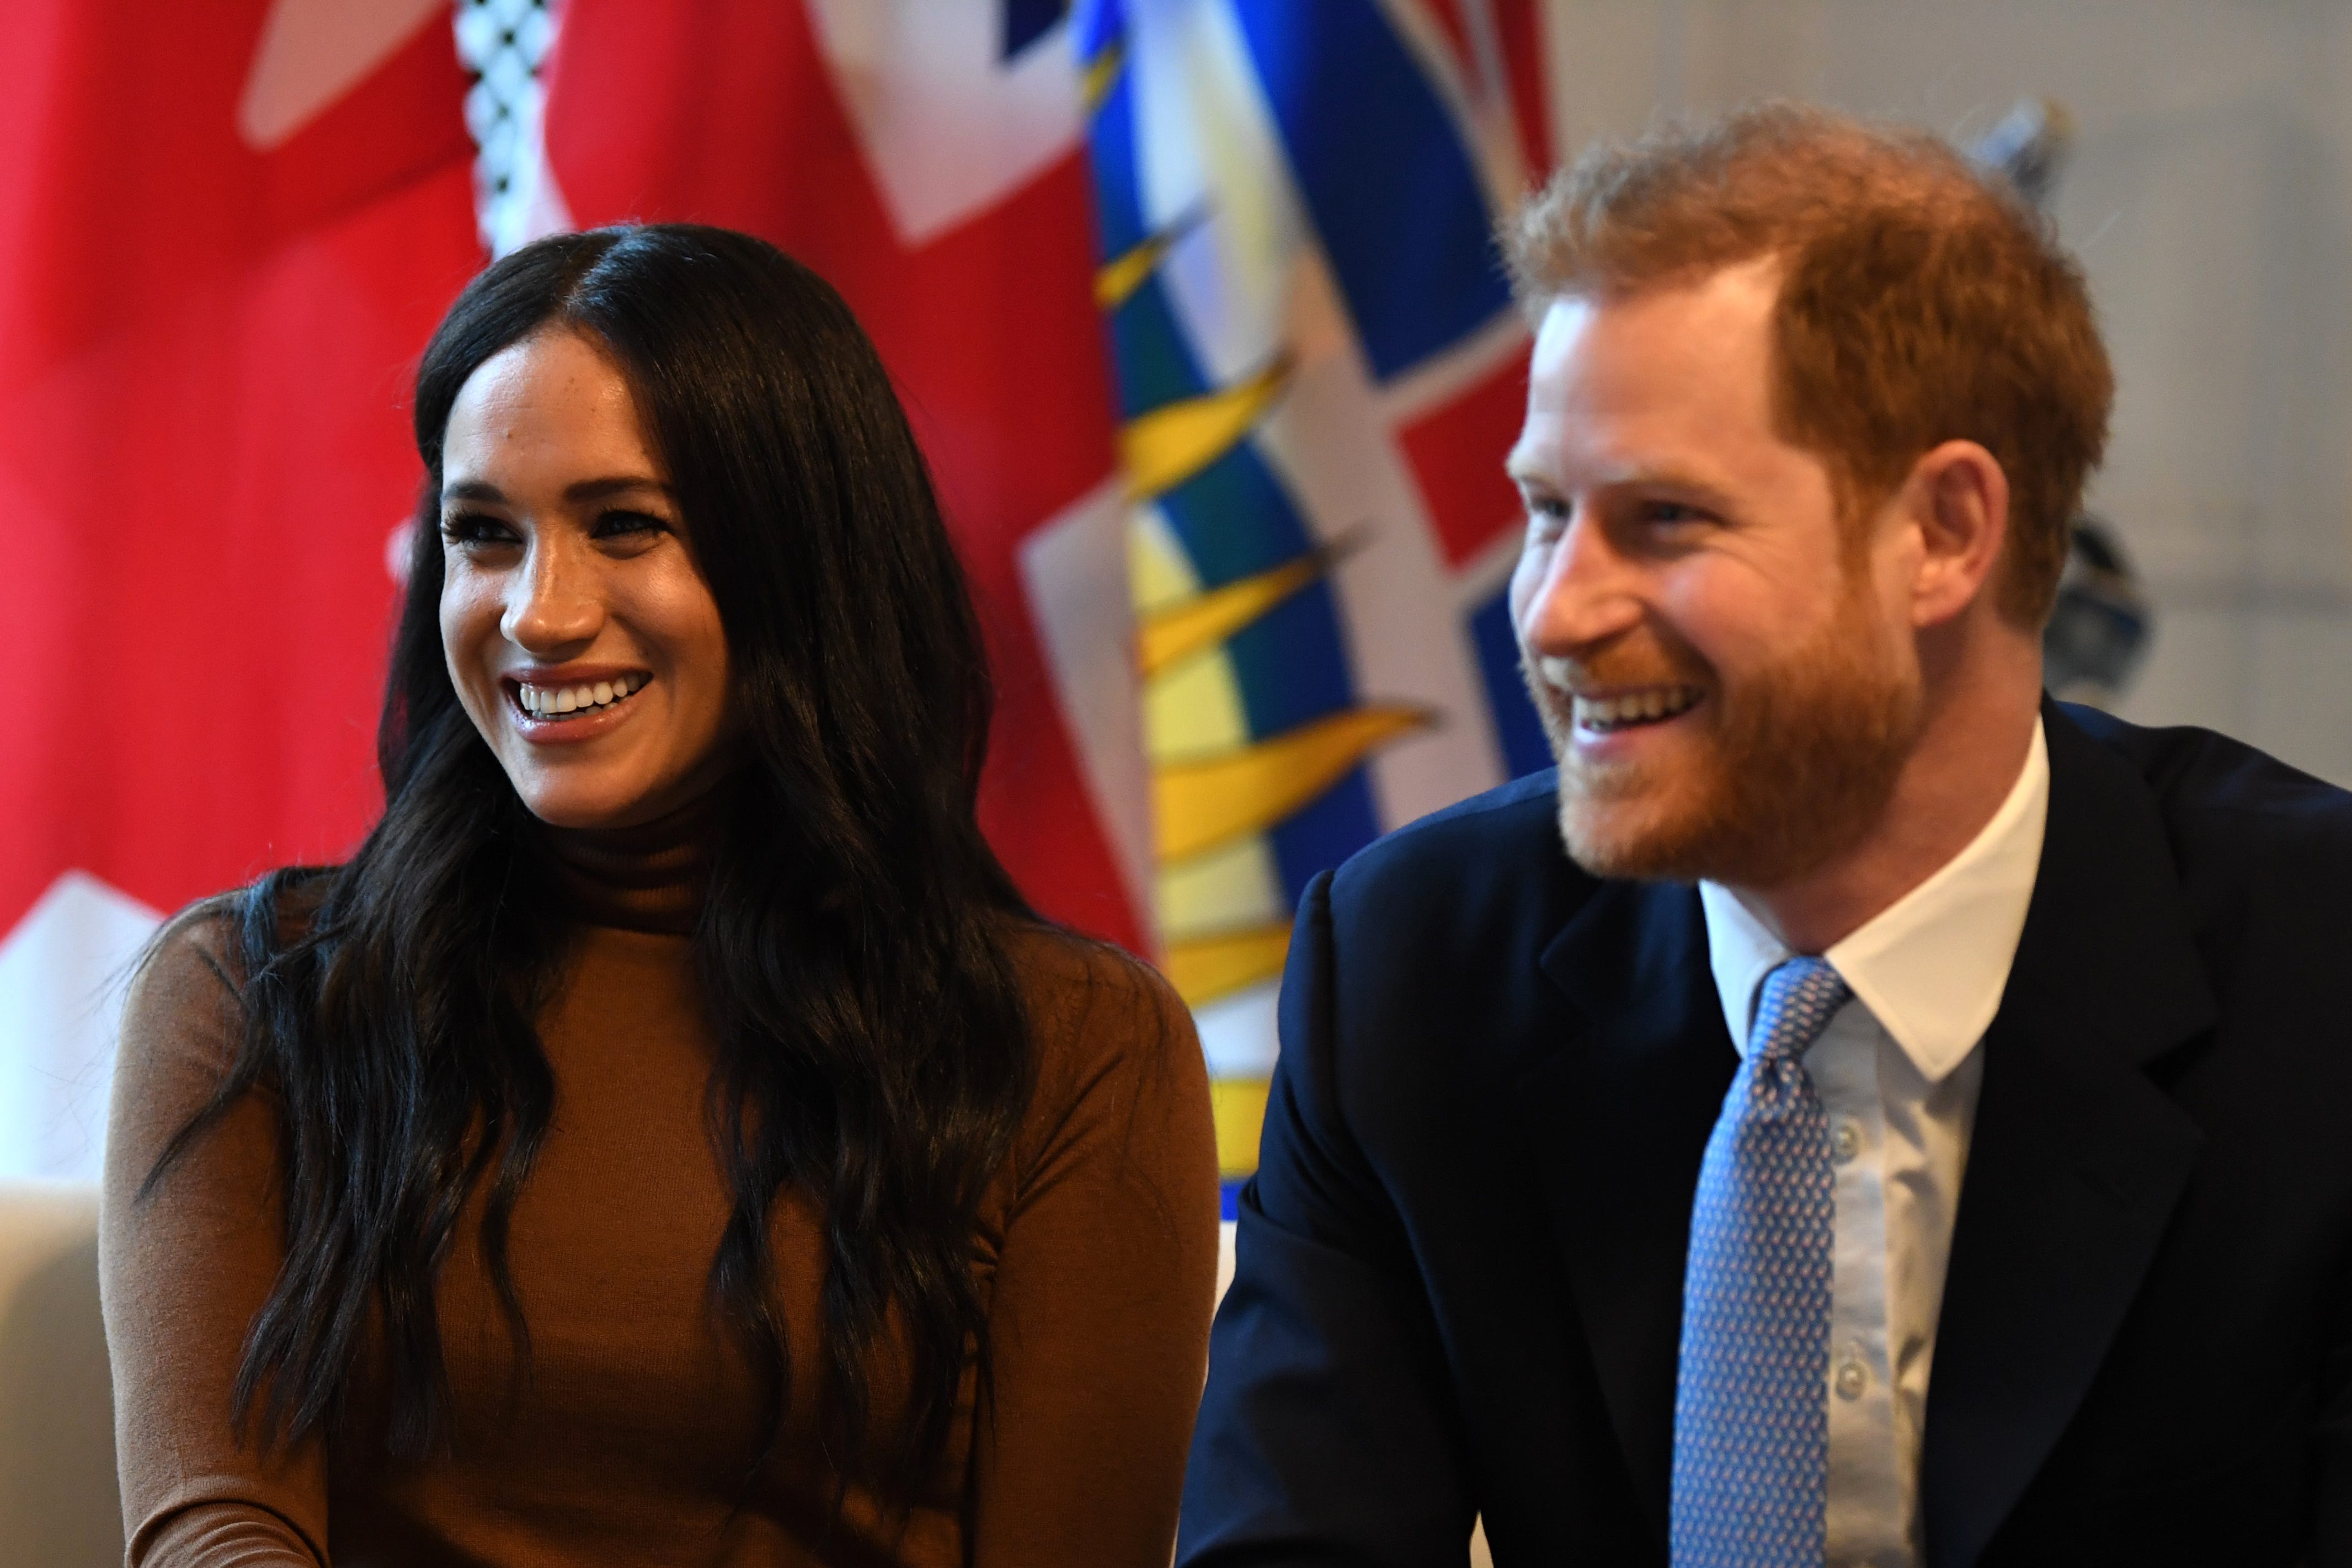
[{"x1": 0, "y1": 1180, "x2": 121, "y2": 1566}]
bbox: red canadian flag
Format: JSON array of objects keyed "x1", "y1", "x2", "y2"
[{"x1": 0, "y1": 0, "x2": 482, "y2": 1178}]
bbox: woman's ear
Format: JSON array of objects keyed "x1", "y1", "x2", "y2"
[{"x1": 1902, "y1": 439, "x2": 2010, "y2": 628}]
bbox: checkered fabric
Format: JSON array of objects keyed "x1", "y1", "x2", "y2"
[{"x1": 1670, "y1": 956, "x2": 1849, "y2": 1566}]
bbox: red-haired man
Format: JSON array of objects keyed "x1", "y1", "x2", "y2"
[{"x1": 1180, "y1": 103, "x2": 2352, "y2": 1566}]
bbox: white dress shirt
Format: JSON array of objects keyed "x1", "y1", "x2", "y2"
[{"x1": 1697, "y1": 719, "x2": 2049, "y2": 1568}]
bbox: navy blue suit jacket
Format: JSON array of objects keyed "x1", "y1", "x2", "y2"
[{"x1": 1178, "y1": 703, "x2": 2352, "y2": 1566}]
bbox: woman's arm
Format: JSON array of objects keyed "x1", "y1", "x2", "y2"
[
  {"x1": 967, "y1": 936, "x2": 1221, "y2": 1568},
  {"x1": 100, "y1": 916, "x2": 330, "y2": 1566}
]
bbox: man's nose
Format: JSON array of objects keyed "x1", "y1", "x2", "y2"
[
  {"x1": 1521, "y1": 511, "x2": 1645, "y2": 654},
  {"x1": 502, "y1": 536, "x2": 604, "y2": 653}
]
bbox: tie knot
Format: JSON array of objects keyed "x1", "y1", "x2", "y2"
[{"x1": 1749, "y1": 956, "x2": 1849, "y2": 1065}]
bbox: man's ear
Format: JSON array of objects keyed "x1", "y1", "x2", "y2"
[{"x1": 1902, "y1": 439, "x2": 2009, "y2": 628}]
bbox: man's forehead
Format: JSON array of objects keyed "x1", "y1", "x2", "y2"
[
  {"x1": 1530, "y1": 258, "x2": 1783, "y2": 368},
  {"x1": 1527, "y1": 295, "x2": 1597, "y2": 383},
  {"x1": 1512, "y1": 262, "x2": 1789, "y2": 489}
]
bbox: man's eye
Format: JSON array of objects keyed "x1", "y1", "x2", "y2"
[{"x1": 1641, "y1": 499, "x2": 1708, "y2": 527}]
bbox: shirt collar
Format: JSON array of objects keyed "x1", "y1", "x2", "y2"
[{"x1": 1698, "y1": 717, "x2": 2050, "y2": 1085}]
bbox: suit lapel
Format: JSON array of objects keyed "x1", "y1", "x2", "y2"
[
  {"x1": 1921, "y1": 703, "x2": 2214, "y2": 1567},
  {"x1": 1517, "y1": 877, "x2": 1732, "y2": 1543}
]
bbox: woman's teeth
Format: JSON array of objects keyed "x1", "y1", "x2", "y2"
[
  {"x1": 1573, "y1": 685, "x2": 1704, "y2": 733},
  {"x1": 517, "y1": 674, "x2": 646, "y2": 717}
]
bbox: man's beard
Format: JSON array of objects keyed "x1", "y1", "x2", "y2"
[{"x1": 1523, "y1": 588, "x2": 1923, "y2": 889}]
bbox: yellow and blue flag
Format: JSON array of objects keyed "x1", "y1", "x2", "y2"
[{"x1": 1078, "y1": 0, "x2": 1556, "y2": 1213}]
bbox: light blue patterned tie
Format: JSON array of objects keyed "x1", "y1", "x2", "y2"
[{"x1": 1670, "y1": 956, "x2": 1850, "y2": 1567}]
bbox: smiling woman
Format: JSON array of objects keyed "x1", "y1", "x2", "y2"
[
  {"x1": 98, "y1": 226, "x2": 1218, "y2": 1568},
  {"x1": 435, "y1": 327, "x2": 738, "y2": 830}
]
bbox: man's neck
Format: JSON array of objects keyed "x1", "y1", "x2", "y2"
[{"x1": 1727, "y1": 664, "x2": 2042, "y2": 956}]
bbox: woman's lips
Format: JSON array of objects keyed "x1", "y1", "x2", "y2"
[{"x1": 503, "y1": 672, "x2": 652, "y2": 742}]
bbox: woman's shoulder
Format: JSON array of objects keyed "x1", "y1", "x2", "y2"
[
  {"x1": 107, "y1": 901, "x2": 257, "y2": 1181},
  {"x1": 119, "y1": 874, "x2": 328, "y2": 1081},
  {"x1": 127, "y1": 901, "x2": 242, "y2": 1032},
  {"x1": 988, "y1": 915, "x2": 1215, "y2": 1222},
  {"x1": 993, "y1": 918, "x2": 1204, "y2": 1121},
  {"x1": 996, "y1": 918, "x2": 1194, "y2": 1062}
]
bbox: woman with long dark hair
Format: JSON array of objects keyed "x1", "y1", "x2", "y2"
[{"x1": 100, "y1": 224, "x2": 1218, "y2": 1566}]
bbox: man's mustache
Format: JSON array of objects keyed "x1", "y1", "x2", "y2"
[{"x1": 1528, "y1": 651, "x2": 1713, "y2": 697}]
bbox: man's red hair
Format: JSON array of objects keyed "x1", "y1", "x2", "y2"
[{"x1": 1506, "y1": 102, "x2": 2113, "y2": 625}]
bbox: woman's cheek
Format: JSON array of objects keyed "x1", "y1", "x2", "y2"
[{"x1": 438, "y1": 574, "x2": 505, "y2": 713}]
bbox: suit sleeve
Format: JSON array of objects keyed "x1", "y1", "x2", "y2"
[
  {"x1": 99, "y1": 918, "x2": 330, "y2": 1566},
  {"x1": 2316, "y1": 1241, "x2": 2352, "y2": 1561},
  {"x1": 1177, "y1": 871, "x2": 1478, "y2": 1566}
]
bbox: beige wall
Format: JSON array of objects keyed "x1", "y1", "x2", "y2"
[{"x1": 1541, "y1": 0, "x2": 2352, "y2": 783}]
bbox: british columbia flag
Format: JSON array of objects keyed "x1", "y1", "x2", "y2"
[{"x1": 1075, "y1": 0, "x2": 1555, "y2": 1200}]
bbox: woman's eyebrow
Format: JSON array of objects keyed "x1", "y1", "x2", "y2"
[
  {"x1": 564, "y1": 474, "x2": 673, "y2": 504},
  {"x1": 440, "y1": 476, "x2": 674, "y2": 505}
]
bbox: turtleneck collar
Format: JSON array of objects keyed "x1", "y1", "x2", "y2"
[{"x1": 538, "y1": 786, "x2": 724, "y2": 937}]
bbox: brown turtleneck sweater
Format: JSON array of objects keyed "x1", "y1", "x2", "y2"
[{"x1": 99, "y1": 805, "x2": 1219, "y2": 1567}]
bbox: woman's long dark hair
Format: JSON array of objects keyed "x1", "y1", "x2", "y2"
[{"x1": 147, "y1": 225, "x2": 1038, "y2": 1500}]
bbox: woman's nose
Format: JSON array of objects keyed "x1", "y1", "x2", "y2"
[{"x1": 502, "y1": 536, "x2": 604, "y2": 653}]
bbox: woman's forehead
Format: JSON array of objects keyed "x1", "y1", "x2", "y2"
[{"x1": 443, "y1": 330, "x2": 662, "y2": 493}]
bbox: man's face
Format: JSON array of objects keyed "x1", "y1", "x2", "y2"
[{"x1": 1506, "y1": 261, "x2": 1924, "y2": 888}]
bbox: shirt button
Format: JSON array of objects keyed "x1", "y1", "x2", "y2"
[
  {"x1": 1834, "y1": 1357, "x2": 1869, "y2": 1401},
  {"x1": 1831, "y1": 1118, "x2": 1863, "y2": 1164}
]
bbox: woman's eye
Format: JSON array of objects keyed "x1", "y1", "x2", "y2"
[
  {"x1": 440, "y1": 511, "x2": 516, "y2": 547},
  {"x1": 594, "y1": 509, "x2": 669, "y2": 540}
]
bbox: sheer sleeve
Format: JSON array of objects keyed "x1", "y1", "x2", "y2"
[
  {"x1": 100, "y1": 915, "x2": 329, "y2": 1566},
  {"x1": 967, "y1": 933, "x2": 1221, "y2": 1567}
]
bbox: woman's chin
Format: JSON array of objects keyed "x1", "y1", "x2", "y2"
[{"x1": 509, "y1": 776, "x2": 669, "y2": 832}]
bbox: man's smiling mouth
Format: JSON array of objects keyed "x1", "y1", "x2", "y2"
[{"x1": 1572, "y1": 684, "x2": 1704, "y2": 733}]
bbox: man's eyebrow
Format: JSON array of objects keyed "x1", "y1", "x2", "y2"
[
  {"x1": 1509, "y1": 458, "x2": 1740, "y2": 505},
  {"x1": 1504, "y1": 452, "x2": 1550, "y2": 487},
  {"x1": 1618, "y1": 465, "x2": 1732, "y2": 500}
]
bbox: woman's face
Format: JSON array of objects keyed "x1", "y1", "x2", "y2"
[{"x1": 437, "y1": 327, "x2": 735, "y2": 829}]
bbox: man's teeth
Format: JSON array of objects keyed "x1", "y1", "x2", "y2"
[
  {"x1": 517, "y1": 674, "x2": 646, "y2": 717},
  {"x1": 1572, "y1": 685, "x2": 1703, "y2": 732}
]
